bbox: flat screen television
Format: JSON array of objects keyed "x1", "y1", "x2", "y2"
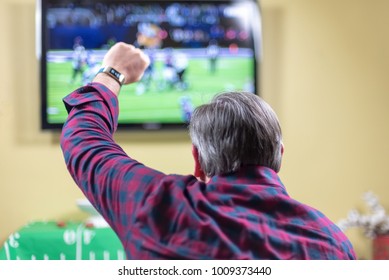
[{"x1": 37, "y1": 0, "x2": 262, "y2": 130}]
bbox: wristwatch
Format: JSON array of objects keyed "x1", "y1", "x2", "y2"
[{"x1": 97, "y1": 66, "x2": 125, "y2": 86}]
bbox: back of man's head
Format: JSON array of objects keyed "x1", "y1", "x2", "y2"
[{"x1": 189, "y1": 92, "x2": 282, "y2": 177}]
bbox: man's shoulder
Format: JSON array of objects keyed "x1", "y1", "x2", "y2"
[{"x1": 279, "y1": 200, "x2": 357, "y2": 259}]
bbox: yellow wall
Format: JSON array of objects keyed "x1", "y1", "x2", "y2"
[{"x1": 1, "y1": 0, "x2": 388, "y2": 259}]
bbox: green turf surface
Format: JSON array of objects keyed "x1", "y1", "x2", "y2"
[{"x1": 46, "y1": 57, "x2": 254, "y2": 124}]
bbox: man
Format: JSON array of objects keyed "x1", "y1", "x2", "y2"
[
  {"x1": 206, "y1": 39, "x2": 220, "y2": 74},
  {"x1": 60, "y1": 42, "x2": 356, "y2": 259},
  {"x1": 69, "y1": 36, "x2": 87, "y2": 85}
]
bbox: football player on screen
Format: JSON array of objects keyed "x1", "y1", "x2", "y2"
[{"x1": 69, "y1": 36, "x2": 87, "y2": 85}]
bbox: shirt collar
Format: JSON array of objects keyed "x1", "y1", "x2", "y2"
[{"x1": 208, "y1": 165, "x2": 288, "y2": 195}]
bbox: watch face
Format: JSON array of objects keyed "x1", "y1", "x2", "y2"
[{"x1": 109, "y1": 68, "x2": 121, "y2": 79}]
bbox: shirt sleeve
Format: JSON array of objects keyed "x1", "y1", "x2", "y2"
[{"x1": 59, "y1": 82, "x2": 169, "y2": 240}]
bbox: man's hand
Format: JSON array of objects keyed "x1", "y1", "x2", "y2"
[{"x1": 93, "y1": 42, "x2": 150, "y2": 95}]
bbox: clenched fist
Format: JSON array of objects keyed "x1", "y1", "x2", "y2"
[{"x1": 93, "y1": 42, "x2": 150, "y2": 95}]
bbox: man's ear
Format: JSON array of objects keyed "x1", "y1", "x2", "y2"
[
  {"x1": 276, "y1": 143, "x2": 284, "y2": 173},
  {"x1": 192, "y1": 145, "x2": 206, "y2": 181}
]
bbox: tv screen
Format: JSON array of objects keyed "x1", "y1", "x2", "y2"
[{"x1": 38, "y1": 0, "x2": 262, "y2": 130}]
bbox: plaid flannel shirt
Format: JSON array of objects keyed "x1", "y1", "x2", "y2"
[{"x1": 60, "y1": 83, "x2": 356, "y2": 259}]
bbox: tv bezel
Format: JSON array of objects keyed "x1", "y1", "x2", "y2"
[{"x1": 37, "y1": 0, "x2": 262, "y2": 130}]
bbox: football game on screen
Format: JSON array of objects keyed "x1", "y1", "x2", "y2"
[{"x1": 44, "y1": 0, "x2": 259, "y2": 127}]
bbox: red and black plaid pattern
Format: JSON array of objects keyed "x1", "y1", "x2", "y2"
[{"x1": 60, "y1": 83, "x2": 356, "y2": 260}]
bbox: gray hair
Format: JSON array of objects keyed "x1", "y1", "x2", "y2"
[{"x1": 189, "y1": 92, "x2": 283, "y2": 177}]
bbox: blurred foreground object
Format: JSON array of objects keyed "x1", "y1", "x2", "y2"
[{"x1": 338, "y1": 192, "x2": 389, "y2": 259}]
